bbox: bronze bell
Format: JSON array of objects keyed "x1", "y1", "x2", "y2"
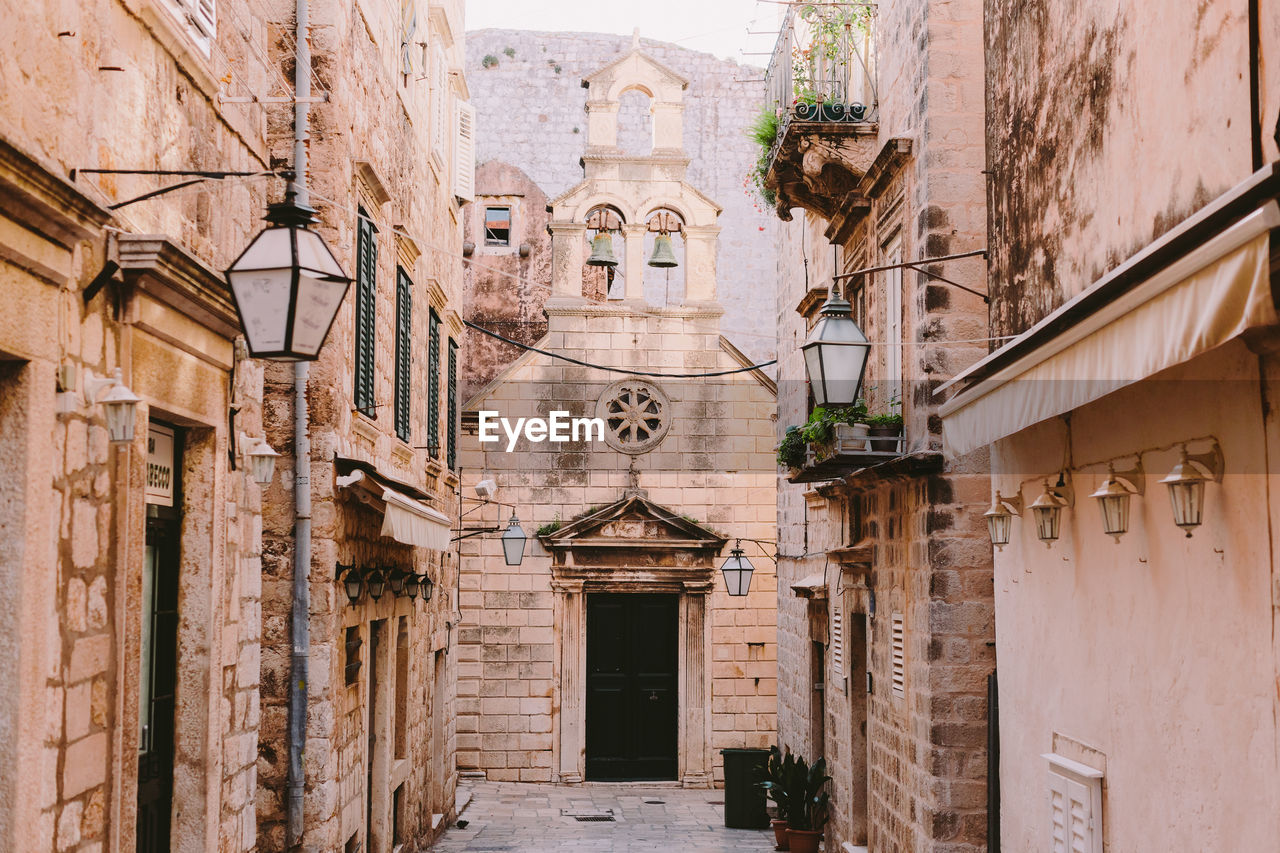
[
  {"x1": 647, "y1": 233, "x2": 679, "y2": 268},
  {"x1": 586, "y1": 232, "x2": 618, "y2": 267}
]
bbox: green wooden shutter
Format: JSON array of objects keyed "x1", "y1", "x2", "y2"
[
  {"x1": 447, "y1": 339, "x2": 458, "y2": 470},
  {"x1": 354, "y1": 209, "x2": 378, "y2": 416},
  {"x1": 427, "y1": 308, "x2": 440, "y2": 456},
  {"x1": 394, "y1": 267, "x2": 412, "y2": 442}
]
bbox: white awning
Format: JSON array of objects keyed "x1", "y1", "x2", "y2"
[
  {"x1": 791, "y1": 572, "x2": 829, "y2": 599},
  {"x1": 940, "y1": 202, "x2": 1278, "y2": 455},
  {"x1": 336, "y1": 469, "x2": 453, "y2": 550}
]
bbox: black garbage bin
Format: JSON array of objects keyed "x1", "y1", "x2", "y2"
[{"x1": 721, "y1": 747, "x2": 771, "y2": 829}]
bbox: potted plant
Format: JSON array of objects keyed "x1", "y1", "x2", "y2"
[
  {"x1": 782, "y1": 756, "x2": 832, "y2": 853},
  {"x1": 758, "y1": 746, "x2": 793, "y2": 850},
  {"x1": 866, "y1": 411, "x2": 903, "y2": 451},
  {"x1": 777, "y1": 426, "x2": 807, "y2": 470}
]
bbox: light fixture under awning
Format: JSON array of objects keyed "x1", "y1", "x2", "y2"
[
  {"x1": 335, "y1": 465, "x2": 452, "y2": 550},
  {"x1": 940, "y1": 201, "x2": 1279, "y2": 456},
  {"x1": 791, "y1": 572, "x2": 829, "y2": 599}
]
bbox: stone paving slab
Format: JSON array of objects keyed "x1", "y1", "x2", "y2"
[{"x1": 432, "y1": 781, "x2": 777, "y2": 852}]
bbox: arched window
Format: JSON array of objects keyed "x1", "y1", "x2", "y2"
[{"x1": 616, "y1": 88, "x2": 654, "y2": 155}]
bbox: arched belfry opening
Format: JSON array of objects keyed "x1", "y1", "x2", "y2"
[
  {"x1": 617, "y1": 87, "x2": 654, "y2": 156},
  {"x1": 641, "y1": 208, "x2": 687, "y2": 306}
]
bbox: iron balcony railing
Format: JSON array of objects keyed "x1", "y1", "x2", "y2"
[{"x1": 765, "y1": 3, "x2": 878, "y2": 132}]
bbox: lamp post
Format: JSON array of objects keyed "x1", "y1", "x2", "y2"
[
  {"x1": 224, "y1": 187, "x2": 351, "y2": 360},
  {"x1": 801, "y1": 285, "x2": 871, "y2": 407}
]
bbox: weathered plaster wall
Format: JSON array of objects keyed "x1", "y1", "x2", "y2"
[
  {"x1": 464, "y1": 29, "x2": 779, "y2": 366},
  {"x1": 991, "y1": 340, "x2": 1280, "y2": 852},
  {"x1": 985, "y1": 0, "x2": 1267, "y2": 337}
]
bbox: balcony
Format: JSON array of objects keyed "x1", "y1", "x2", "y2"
[
  {"x1": 761, "y1": 3, "x2": 881, "y2": 220},
  {"x1": 783, "y1": 423, "x2": 904, "y2": 484}
]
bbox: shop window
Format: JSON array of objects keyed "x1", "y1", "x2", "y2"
[{"x1": 484, "y1": 206, "x2": 511, "y2": 246}]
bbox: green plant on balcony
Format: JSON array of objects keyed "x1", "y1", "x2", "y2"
[
  {"x1": 746, "y1": 105, "x2": 779, "y2": 206},
  {"x1": 790, "y1": 4, "x2": 872, "y2": 107},
  {"x1": 778, "y1": 401, "x2": 869, "y2": 468}
]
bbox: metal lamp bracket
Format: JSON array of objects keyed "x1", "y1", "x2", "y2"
[
  {"x1": 1109, "y1": 460, "x2": 1146, "y2": 496},
  {"x1": 1047, "y1": 473, "x2": 1075, "y2": 508},
  {"x1": 995, "y1": 487, "x2": 1025, "y2": 516},
  {"x1": 84, "y1": 369, "x2": 122, "y2": 404},
  {"x1": 1185, "y1": 441, "x2": 1225, "y2": 483}
]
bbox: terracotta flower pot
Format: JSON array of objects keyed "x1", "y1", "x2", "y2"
[
  {"x1": 786, "y1": 828, "x2": 822, "y2": 853},
  {"x1": 771, "y1": 819, "x2": 790, "y2": 851}
]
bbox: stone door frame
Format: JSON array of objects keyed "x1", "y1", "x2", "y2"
[{"x1": 552, "y1": 574, "x2": 714, "y2": 787}]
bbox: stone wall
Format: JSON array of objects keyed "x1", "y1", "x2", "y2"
[
  {"x1": 0, "y1": 1, "x2": 273, "y2": 850},
  {"x1": 464, "y1": 29, "x2": 779, "y2": 367}
]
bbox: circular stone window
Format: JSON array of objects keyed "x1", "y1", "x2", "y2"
[{"x1": 595, "y1": 380, "x2": 671, "y2": 454}]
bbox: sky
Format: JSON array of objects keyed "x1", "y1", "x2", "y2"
[{"x1": 465, "y1": 0, "x2": 784, "y2": 64}]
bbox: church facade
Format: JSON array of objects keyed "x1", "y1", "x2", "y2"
[{"x1": 454, "y1": 46, "x2": 779, "y2": 785}]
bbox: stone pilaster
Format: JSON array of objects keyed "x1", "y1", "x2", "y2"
[
  {"x1": 680, "y1": 583, "x2": 713, "y2": 787},
  {"x1": 553, "y1": 580, "x2": 585, "y2": 783}
]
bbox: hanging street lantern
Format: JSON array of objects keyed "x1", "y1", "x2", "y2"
[
  {"x1": 801, "y1": 285, "x2": 871, "y2": 407},
  {"x1": 404, "y1": 572, "x2": 421, "y2": 600},
  {"x1": 983, "y1": 490, "x2": 1023, "y2": 550},
  {"x1": 224, "y1": 186, "x2": 352, "y2": 360},
  {"x1": 502, "y1": 515, "x2": 527, "y2": 566},
  {"x1": 1160, "y1": 445, "x2": 1222, "y2": 537},
  {"x1": 87, "y1": 368, "x2": 142, "y2": 444},
  {"x1": 387, "y1": 568, "x2": 407, "y2": 597},
  {"x1": 719, "y1": 546, "x2": 755, "y2": 597}
]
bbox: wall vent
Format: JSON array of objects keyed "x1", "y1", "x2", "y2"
[{"x1": 890, "y1": 612, "x2": 905, "y2": 698}]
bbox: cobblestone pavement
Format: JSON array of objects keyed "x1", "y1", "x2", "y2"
[{"x1": 433, "y1": 781, "x2": 777, "y2": 852}]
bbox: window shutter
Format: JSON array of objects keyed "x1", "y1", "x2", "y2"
[
  {"x1": 393, "y1": 268, "x2": 412, "y2": 442},
  {"x1": 890, "y1": 612, "x2": 905, "y2": 697},
  {"x1": 1046, "y1": 757, "x2": 1103, "y2": 853},
  {"x1": 454, "y1": 101, "x2": 476, "y2": 202},
  {"x1": 190, "y1": 0, "x2": 216, "y2": 36},
  {"x1": 830, "y1": 598, "x2": 844, "y2": 680},
  {"x1": 447, "y1": 339, "x2": 458, "y2": 470},
  {"x1": 354, "y1": 210, "x2": 378, "y2": 416},
  {"x1": 431, "y1": 48, "x2": 449, "y2": 157},
  {"x1": 427, "y1": 309, "x2": 441, "y2": 456}
]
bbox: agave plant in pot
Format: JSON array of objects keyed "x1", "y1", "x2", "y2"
[
  {"x1": 758, "y1": 746, "x2": 794, "y2": 850},
  {"x1": 781, "y1": 756, "x2": 832, "y2": 853}
]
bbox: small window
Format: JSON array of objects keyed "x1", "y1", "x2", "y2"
[
  {"x1": 890, "y1": 612, "x2": 905, "y2": 698},
  {"x1": 426, "y1": 309, "x2": 441, "y2": 456},
  {"x1": 393, "y1": 783, "x2": 406, "y2": 846},
  {"x1": 447, "y1": 339, "x2": 458, "y2": 470},
  {"x1": 394, "y1": 268, "x2": 412, "y2": 442},
  {"x1": 354, "y1": 208, "x2": 378, "y2": 417},
  {"x1": 484, "y1": 207, "x2": 511, "y2": 246},
  {"x1": 344, "y1": 626, "x2": 362, "y2": 686}
]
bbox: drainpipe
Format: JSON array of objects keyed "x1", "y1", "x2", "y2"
[{"x1": 286, "y1": 0, "x2": 311, "y2": 846}]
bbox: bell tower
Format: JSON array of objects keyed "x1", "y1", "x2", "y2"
[{"x1": 546, "y1": 41, "x2": 723, "y2": 310}]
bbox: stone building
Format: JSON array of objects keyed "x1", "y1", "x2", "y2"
[
  {"x1": 941, "y1": 3, "x2": 1280, "y2": 851},
  {"x1": 0, "y1": 0, "x2": 274, "y2": 850},
  {"x1": 764, "y1": 1, "x2": 993, "y2": 850},
  {"x1": 462, "y1": 28, "x2": 779, "y2": 370},
  {"x1": 255, "y1": 1, "x2": 471, "y2": 851},
  {"x1": 455, "y1": 44, "x2": 779, "y2": 787}
]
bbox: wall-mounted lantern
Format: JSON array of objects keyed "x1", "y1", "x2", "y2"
[
  {"x1": 365, "y1": 568, "x2": 387, "y2": 601},
  {"x1": 87, "y1": 368, "x2": 141, "y2": 444},
  {"x1": 1030, "y1": 477, "x2": 1074, "y2": 546},
  {"x1": 238, "y1": 433, "x2": 280, "y2": 486},
  {"x1": 983, "y1": 489, "x2": 1024, "y2": 550},
  {"x1": 502, "y1": 515, "x2": 527, "y2": 566},
  {"x1": 1160, "y1": 444, "x2": 1223, "y2": 537},
  {"x1": 1090, "y1": 464, "x2": 1143, "y2": 542},
  {"x1": 387, "y1": 568, "x2": 407, "y2": 597},
  {"x1": 339, "y1": 564, "x2": 363, "y2": 605},
  {"x1": 419, "y1": 573, "x2": 435, "y2": 602}
]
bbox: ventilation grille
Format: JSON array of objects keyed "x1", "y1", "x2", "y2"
[
  {"x1": 831, "y1": 599, "x2": 844, "y2": 678},
  {"x1": 562, "y1": 808, "x2": 615, "y2": 823},
  {"x1": 890, "y1": 612, "x2": 905, "y2": 697}
]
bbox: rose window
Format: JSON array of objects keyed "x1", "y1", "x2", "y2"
[{"x1": 596, "y1": 380, "x2": 671, "y2": 454}]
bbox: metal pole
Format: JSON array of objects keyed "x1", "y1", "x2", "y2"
[{"x1": 286, "y1": 0, "x2": 311, "y2": 846}]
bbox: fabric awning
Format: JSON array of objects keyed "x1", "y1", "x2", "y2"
[
  {"x1": 791, "y1": 572, "x2": 829, "y2": 599},
  {"x1": 335, "y1": 465, "x2": 452, "y2": 550},
  {"x1": 940, "y1": 201, "x2": 1278, "y2": 455}
]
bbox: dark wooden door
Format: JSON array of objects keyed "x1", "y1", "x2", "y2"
[
  {"x1": 137, "y1": 514, "x2": 178, "y2": 852},
  {"x1": 585, "y1": 593, "x2": 678, "y2": 781}
]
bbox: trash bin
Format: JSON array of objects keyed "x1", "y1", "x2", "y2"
[{"x1": 721, "y1": 747, "x2": 771, "y2": 829}]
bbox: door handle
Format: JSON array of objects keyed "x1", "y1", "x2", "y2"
[{"x1": 648, "y1": 691, "x2": 659, "y2": 702}]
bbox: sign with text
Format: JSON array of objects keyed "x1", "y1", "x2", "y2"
[{"x1": 146, "y1": 424, "x2": 175, "y2": 507}]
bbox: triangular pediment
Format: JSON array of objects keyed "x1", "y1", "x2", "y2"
[
  {"x1": 541, "y1": 495, "x2": 725, "y2": 553},
  {"x1": 582, "y1": 49, "x2": 689, "y2": 92}
]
